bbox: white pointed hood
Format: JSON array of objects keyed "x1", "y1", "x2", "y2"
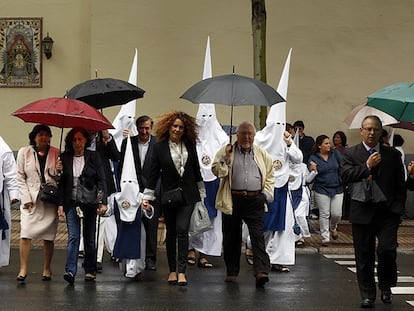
[
  {"x1": 196, "y1": 36, "x2": 229, "y2": 181},
  {"x1": 110, "y1": 49, "x2": 139, "y2": 149},
  {"x1": 255, "y1": 49, "x2": 291, "y2": 154},
  {"x1": 255, "y1": 49, "x2": 298, "y2": 187}
]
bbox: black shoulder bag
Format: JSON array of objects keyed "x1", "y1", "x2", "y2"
[{"x1": 37, "y1": 149, "x2": 59, "y2": 205}]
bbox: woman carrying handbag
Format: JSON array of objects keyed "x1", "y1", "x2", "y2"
[
  {"x1": 142, "y1": 111, "x2": 205, "y2": 286},
  {"x1": 57, "y1": 127, "x2": 108, "y2": 284}
]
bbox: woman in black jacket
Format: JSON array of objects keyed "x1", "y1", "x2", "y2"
[
  {"x1": 57, "y1": 127, "x2": 107, "y2": 284},
  {"x1": 142, "y1": 111, "x2": 205, "y2": 286}
]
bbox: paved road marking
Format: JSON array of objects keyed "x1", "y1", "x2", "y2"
[
  {"x1": 335, "y1": 260, "x2": 356, "y2": 265},
  {"x1": 326, "y1": 254, "x2": 414, "y2": 308},
  {"x1": 375, "y1": 276, "x2": 414, "y2": 283},
  {"x1": 346, "y1": 267, "x2": 378, "y2": 273},
  {"x1": 324, "y1": 254, "x2": 355, "y2": 259},
  {"x1": 392, "y1": 287, "x2": 414, "y2": 295}
]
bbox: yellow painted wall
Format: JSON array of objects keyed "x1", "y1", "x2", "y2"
[
  {"x1": 1, "y1": 0, "x2": 413, "y2": 153},
  {"x1": 0, "y1": 0, "x2": 91, "y2": 150}
]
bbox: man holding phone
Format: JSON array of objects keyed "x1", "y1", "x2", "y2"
[{"x1": 341, "y1": 115, "x2": 406, "y2": 308}]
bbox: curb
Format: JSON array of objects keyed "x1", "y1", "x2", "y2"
[{"x1": 9, "y1": 209, "x2": 414, "y2": 254}]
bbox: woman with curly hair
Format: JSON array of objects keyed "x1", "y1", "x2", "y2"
[{"x1": 142, "y1": 111, "x2": 205, "y2": 286}]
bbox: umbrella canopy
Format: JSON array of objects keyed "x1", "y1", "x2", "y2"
[
  {"x1": 12, "y1": 97, "x2": 114, "y2": 131},
  {"x1": 344, "y1": 103, "x2": 399, "y2": 129},
  {"x1": 180, "y1": 73, "x2": 284, "y2": 106},
  {"x1": 388, "y1": 121, "x2": 414, "y2": 131},
  {"x1": 344, "y1": 103, "x2": 414, "y2": 131},
  {"x1": 66, "y1": 78, "x2": 145, "y2": 109},
  {"x1": 366, "y1": 82, "x2": 414, "y2": 122},
  {"x1": 181, "y1": 73, "x2": 284, "y2": 143}
]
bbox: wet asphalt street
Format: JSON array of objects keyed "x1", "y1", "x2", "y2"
[{"x1": 1, "y1": 249, "x2": 414, "y2": 310}]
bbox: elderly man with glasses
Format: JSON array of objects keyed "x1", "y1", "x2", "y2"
[{"x1": 212, "y1": 121, "x2": 274, "y2": 288}]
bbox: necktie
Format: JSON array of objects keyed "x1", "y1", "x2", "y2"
[{"x1": 369, "y1": 148, "x2": 376, "y2": 155}]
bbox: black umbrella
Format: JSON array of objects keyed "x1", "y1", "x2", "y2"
[
  {"x1": 180, "y1": 73, "x2": 284, "y2": 140},
  {"x1": 66, "y1": 78, "x2": 145, "y2": 109},
  {"x1": 181, "y1": 73, "x2": 283, "y2": 106}
]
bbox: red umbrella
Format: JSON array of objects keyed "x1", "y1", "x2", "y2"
[{"x1": 12, "y1": 97, "x2": 114, "y2": 149}]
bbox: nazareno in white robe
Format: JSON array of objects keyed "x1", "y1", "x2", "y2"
[
  {"x1": 0, "y1": 137, "x2": 19, "y2": 267},
  {"x1": 106, "y1": 191, "x2": 153, "y2": 278}
]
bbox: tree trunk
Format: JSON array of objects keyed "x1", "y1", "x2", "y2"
[{"x1": 251, "y1": 0, "x2": 267, "y2": 129}]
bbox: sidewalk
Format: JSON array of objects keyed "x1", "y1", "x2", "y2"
[{"x1": 9, "y1": 209, "x2": 414, "y2": 254}]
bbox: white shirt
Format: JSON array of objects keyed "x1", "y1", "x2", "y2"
[
  {"x1": 138, "y1": 138, "x2": 150, "y2": 169},
  {"x1": 168, "y1": 140, "x2": 188, "y2": 176}
]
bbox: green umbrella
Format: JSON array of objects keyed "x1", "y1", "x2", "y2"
[{"x1": 366, "y1": 82, "x2": 414, "y2": 122}]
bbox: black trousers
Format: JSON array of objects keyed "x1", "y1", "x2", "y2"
[
  {"x1": 222, "y1": 194, "x2": 269, "y2": 277},
  {"x1": 143, "y1": 202, "x2": 160, "y2": 262},
  {"x1": 352, "y1": 210, "x2": 400, "y2": 300},
  {"x1": 163, "y1": 203, "x2": 193, "y2": 273}
]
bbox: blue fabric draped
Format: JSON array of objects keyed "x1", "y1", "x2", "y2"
[
  {"x1": 113, "y1": 199, "x2": 142, "y2": 259},
  {"x1": 289, "y1": 187, "x2": 303, "y2": 210},
  {"x1": 203, "y1": 179, "x2": 220, "y2": 218},
  {"x1": 263, "y1": 183, "x2": 288, "y2": 232}
]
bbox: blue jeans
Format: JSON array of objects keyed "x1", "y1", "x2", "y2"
[{"x1": 65, "y1": 203, "x2": 97, "y2": 276}]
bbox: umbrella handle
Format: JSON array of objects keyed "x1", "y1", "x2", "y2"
[
  {"x1": 229, "y1": 105, "x2": 234, "y2": 144},
  {"x1": 59, "y1": 128, "x2": 63, "y2": 152}
]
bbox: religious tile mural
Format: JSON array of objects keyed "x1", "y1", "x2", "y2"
[{"x1": 0, "y1": 17, "x2": 42, "y2": 88}]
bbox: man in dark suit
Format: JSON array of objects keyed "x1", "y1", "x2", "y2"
[
  {"x1": 118, "y1": 115, "x2": 159, "y2": 271},
  {"x1": 341, "y1": 115, "x2": 406, "y2": 309},
  {"x1": 92, "y1": 130, "x2": 121, "y2": 195}
]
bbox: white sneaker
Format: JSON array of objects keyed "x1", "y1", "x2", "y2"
[{"x1": 321, "y1": 239, "x2": 329, "y2": 247}]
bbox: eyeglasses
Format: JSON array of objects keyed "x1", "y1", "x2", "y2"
[
  {"x1": 237, "y1": 131, "x2": 255, "y2": 137},
  {"x1": 362, "y1": 127, "x2": 381, "y2": 133}
]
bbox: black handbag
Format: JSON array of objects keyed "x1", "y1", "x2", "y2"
[
  {"x1": 161, "y1": 187, "x2": 184, "y2": 207},
  {"x1": 75, "y1": 154, "x2": 103, "y2": 206},
  {"x1": 76, "y1": 181, "x2": 100, "y2": 206},
  {"x1": 40, "y1": 183, "x2": 59, "y2": 205}
]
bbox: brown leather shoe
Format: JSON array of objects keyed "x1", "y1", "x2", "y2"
[
  {"x1": 224, "y1": 275, "x2": 237, "y2": 283},
  {"x1": 255, "y1": 272, "x2": 269, "y2": 288}
]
